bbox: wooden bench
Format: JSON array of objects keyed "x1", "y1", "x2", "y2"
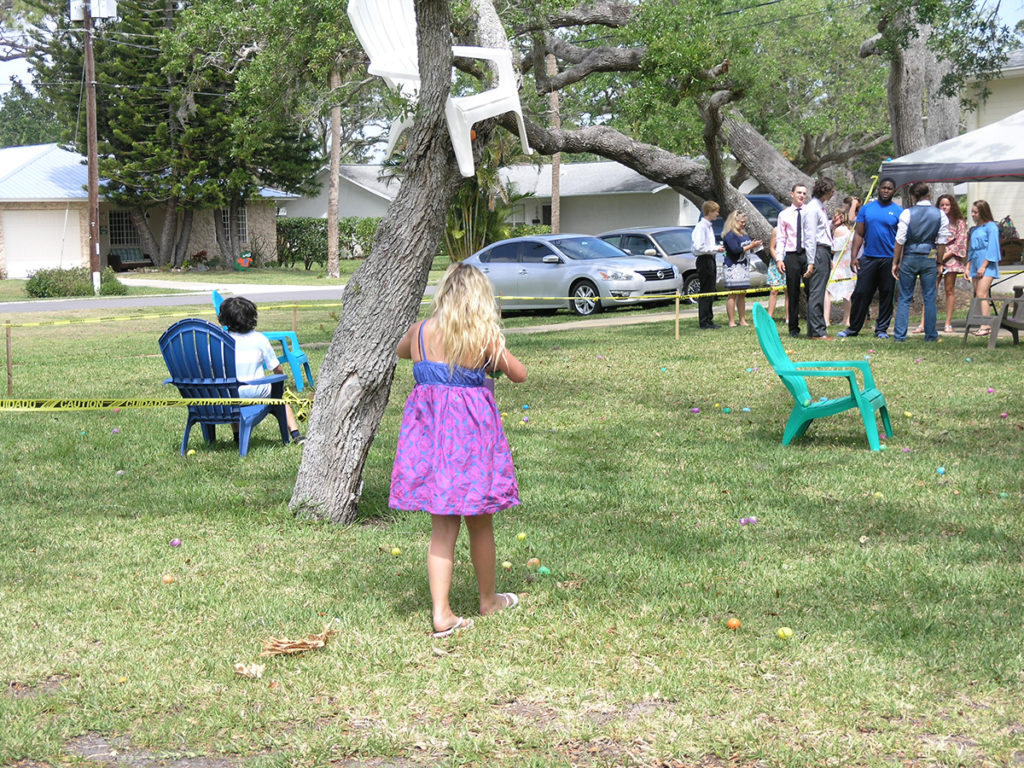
[{"x1": 108, "y1": 247, "x2": 153, "y2": 271}]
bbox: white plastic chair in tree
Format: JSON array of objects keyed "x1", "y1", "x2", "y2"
[{"x1": 347, "y1": 0, "x2": 532, "y2": 177}]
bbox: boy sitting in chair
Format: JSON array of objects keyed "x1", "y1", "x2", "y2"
[{"x1": 218, "y1": 296, "x2": 304, "y2": 444}]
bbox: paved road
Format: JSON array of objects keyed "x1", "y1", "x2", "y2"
[{"x1": 0, "y1": 279, "x2": 348, "y2": 314}]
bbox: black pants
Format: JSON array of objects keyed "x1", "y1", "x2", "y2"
[
  {"x1": 846, "y1": 257, "x2": 895, "y2": 335},
  {"x1": 696, "y1": 253, "x2": 717, "y2": 327},
  {"x1": 784, "y1": 250, "x2": 808, "y2": 336}
]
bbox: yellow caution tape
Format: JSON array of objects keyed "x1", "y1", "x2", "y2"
[{"x1": 0, "y1": 397, "x2": 288, "y2": 412}]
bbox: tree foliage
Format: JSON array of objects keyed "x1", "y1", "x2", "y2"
[{"x1": 0, "y1": 77, "x2": 59, "y2": 145}]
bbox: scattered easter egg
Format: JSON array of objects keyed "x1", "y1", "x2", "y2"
[
  {"x1": 111, "y1": 428, "x2": 120, "y2": 434},
  {"x1": 661, "y1": 367, "x2": 667, "y2": 372},
  {"x1": 879, "y1": 445, "x2": 887, "y2": 451},
  {"x1": 739, "y1": 517, "x2": 749, "y2": 525},
  {"x1": 186, "y1": 449, "x2": 196, "y2": 456},
  {"x1": 691, "y1": 407, "x2": 700, "y2": 414},
  {"x1": 527, "y1": 557, "x2": 541, "y2": 567},
  {"x1": 987, "y1": 388, "x2": 995, "y2": 394},
  {"x1": 161, "y1": 574, "x2": 175, "y2": 584},
  {"x1": 873, "y1": 491, "x2": 883, "y2": 499},
  {"x1": 999, "y1": 492, "x2": 1010, "y2": 498},
  {"x1": 727, "y1": 618, "x2": 741, "y2": 630},
  {"x1": 1001, "y1": 412, "x2": 1008, "y2": 418},
  {"x1": 914, "y1": 358, "x2": 921, "y2": 363},
  {"x1": 522, "y1": 404, "x2": 530, "y2": 410},
  {"x1": 81, "y1": 431, "x2": 86, "y2": 435},
  {"x1": 965, "y1": 357, "x2": 972, "y2": 362},
  {"x1": 902, "y1": 447, "x2": 910, "y2": 453},
  {"x1": 391, "y1": 547, "x2": 402, "y2": 556},
  {"x1": 752, "y1": 367, "x2": 758, "y2": 372},
  {"x1": 802, "y1": 399, "x2": 812, "y2": 407},
  {"x1": 116, "y1": 470, "x2": 125, "y2": 476},
  {"x1": 113, "y1": 408, "x2": 121, "y2": 413},
  {"x1": 777, "y1": 626, "x2": 793, "y2": 640},
  {"x1": 746, "y1": 367, "x2": 753, "y2": 372},
  {"x1": 748, "y1": 516, "x2": 758, "y2": 525},
  {"x1": 742, "y1": 407, "x2": 751, "y2": 412},
  {"x1": 868, "y1": 349, "x2": 875, "y2": 354},
  {"x1": 596, "y1": 355, "x2": 604, "y2": 360},
  {"x1": 722, "y1": 407, "x2": 731, "y2": 414},
  {"x1": 714, "y1": 403, "x2": 720, "y2": 409},
  {"x1": 537, "y1": 566, "x2": 551, "y2": 575},
  {"x1": 903, "y1": 411, "x2": 913, "y2": 418},
  {"x1": 937, "y1": 467, "x2": 945, "y2": 475},
  {"x1": 501, "y1": 412, "x2": 508, "y2": 418},
  {"x1": 170, "y1": 539, "x2": 181, "y2": 547},
  {"x1": 117, "y1": 676, "x2": 128, "y2": 684},
  {"x1": 522, "y1": 416, "x2": 530, "y2": 423},
  {"x1": 502, "y1": 561, "x2": 512, "y2": 570}
]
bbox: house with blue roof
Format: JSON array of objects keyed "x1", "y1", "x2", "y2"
[{"x1": 0, "y1": 143, "x2": 295, "y2": 279}]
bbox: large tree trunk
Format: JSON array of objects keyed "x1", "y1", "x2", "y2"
[
  {"x1": 157, "y1": 198, "x2": 178, "y2": 265},
  {"x1": 290, "y1": 0, "x2": 466, "y2": 524},
  {"x1": 724, "y1": 110, "x2": 813, "y2": 204},
  {"x1": 129, "y1": 207, "x2": 163, "y2": 265},
  {"x1": 213, "y1": 205, "x2": 232, "y2": 264},
  {"x1": 326, "y1": 66, "x2": 342, "y2": 279},
  {"x1": 172, "y1": 208, "x2": 194, "y2": 268}
]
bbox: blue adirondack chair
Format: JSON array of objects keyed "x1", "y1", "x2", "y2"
[
  {"x1": 159, "y1": 318, "x2": 291, "y2": 456},
  {"x1": 211, "y1": 290, "x2": 315, "y2": 391},
  {"x1": 752, "y1": 303, "x2": 893, "y2": 450}
]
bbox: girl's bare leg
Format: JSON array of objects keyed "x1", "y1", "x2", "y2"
[
  {"x1": 726, "y1": 295, "x2": 737, "y2": 326},
  {"x1": 767, "y1": 290, "x2": 778, "y2": 318},
  {"x1": 428, "y1": 514, "x2": 463, "y2": 632},
  {"x1": 943, "y1": 272, "x2": 957, "y2": 329},
  {"x1": 737, "y1": 294, "x2": 748, "y2": 325},
  {"x1": 464, "y1": 514, "x2": 514, "y2": 615},
  {"x1": 824, "y1": 291, "x2": 833, "y2": 328}
]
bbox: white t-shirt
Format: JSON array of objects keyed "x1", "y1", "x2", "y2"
[{"x1": 230, "y1": 331, "x2": 279, "y2": 397}]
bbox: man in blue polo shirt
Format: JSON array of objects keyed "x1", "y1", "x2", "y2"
[{"x1": 837, "y1": 178, "x2": 903, "y2": 339}]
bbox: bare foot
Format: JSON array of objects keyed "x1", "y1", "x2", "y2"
[
  {"x1": 480, "y1": 592, "x2": 520, "y2": 616},
  {"x1": 740, "y1": 321, "x2": 749, "y2": 326}
]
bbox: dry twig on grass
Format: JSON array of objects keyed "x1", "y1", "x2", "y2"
[{"x1": 260, "y1": 625, "x2": 337, "y2": 657}]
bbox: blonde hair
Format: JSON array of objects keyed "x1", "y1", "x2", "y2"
[
  {"x1": 722, "y1": 210, "x2": 744, "y2": 237},
  {"x1": 432, "y1": 262, "x2": 505, "y2": 373},
  {"x1": 702, "y1": 200, "x2": 720, "y2": 217}
]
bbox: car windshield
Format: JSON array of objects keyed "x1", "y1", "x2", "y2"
[
  {"x1": 651, "y1": 229, "x2": 693, "y2": 255},
  {"x1": 550, "y1": 237, "x2": 628, "y2": 261}
]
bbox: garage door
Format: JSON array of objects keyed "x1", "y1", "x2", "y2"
[{"x1": 2, "y1": 209, "x2": 83, "y2": 279}]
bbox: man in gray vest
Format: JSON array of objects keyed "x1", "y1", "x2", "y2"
[{"x1": 891, "y1": 182, "x2": 949, "y2": 342}]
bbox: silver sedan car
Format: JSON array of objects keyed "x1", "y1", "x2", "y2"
[
  {"x1": 598, "y1": 226, "x2": 768, "y2": 302},
  {"x1": 464, "y1": 234, "x2": 682, "y2": 316}
]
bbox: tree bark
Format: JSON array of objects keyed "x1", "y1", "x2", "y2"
[
  {"x1": 724, "y1": 110, "x2": 813, "y2": 204},
  {"x1": 327, "y1": 67, "x2": 342, "y2": 279},
  {"x1": 173, "y1": 208, "x2": 194, "y2": 268},
  {"x1": 129, "y1": 207, "x2": 163, "y2": 266},
  {"x1": 290, "y1": 0, "x2": 466, "y2": 524},
  {"x1": 157, "y1": 198, "x2": 178, "y2": 265}
]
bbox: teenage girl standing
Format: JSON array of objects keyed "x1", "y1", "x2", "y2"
[{"x1": 390, "y1": 263, "x2": 528, "y2": 638}]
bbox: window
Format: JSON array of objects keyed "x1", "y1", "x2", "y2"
[
  {"x1": 108, "y1": 210, "x2": 139, "y2": 246},
  {"x1": 220, "y1": 207, "x2": 249, "y2": 244},
  {"x1": 521, "y1": 242, "x2": 557, "y2": 264},
  {"x1": 509, "y1": 204, "x2": 527, "y2": 226},
  {"x1": 622, "y1": 235, "x2": 654, "y2": 256},
  {"x1": 479, "y1": 243, "x2": 519, "y2": 263}
]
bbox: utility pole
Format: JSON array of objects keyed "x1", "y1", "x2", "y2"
[
  {"x1": 72, "y1": 0, "x2": 116, "y2": 293},
  {"x1": 84, "y1": 3, "x2": 100, "y2": 295}
]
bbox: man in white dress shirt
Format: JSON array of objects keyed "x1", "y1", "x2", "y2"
[
  {"x1": 803, "y1": 177, "x2": 836, "y2": 339},
  {"x1": 692, "y1": 200, "x2": 724, "y2": 329}
]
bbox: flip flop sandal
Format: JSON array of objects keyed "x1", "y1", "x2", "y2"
[
  {"x1": 497, "y1": 592, "x2": 520, "y2": 610},
  {"x1": 432, "y1": 617, "x2": 473, "y2": 639},
  {"x1": 972, "y1": 328, "x2": 992, "y2": 336}
]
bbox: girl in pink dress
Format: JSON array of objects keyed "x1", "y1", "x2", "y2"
[
  {"x1": 913, "y1": 194, "x2": 966, "y2": 334},
  {"x1": 390, "y1": 263, "x2": 528, "y2": 639}
]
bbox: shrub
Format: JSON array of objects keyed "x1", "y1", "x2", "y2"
[
  {"x1": 25, "y1": 266, "x2": 126, "y2": 297},
  {"x1": 277, "y1": 217, "x2": 382, "y2": 269},
  {"x1": 509, "y1": 224, "x2": 552, "y2": 238}
]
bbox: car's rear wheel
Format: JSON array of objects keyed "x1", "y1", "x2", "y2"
[
  {"x1": 569, "y1": 280, "x2": 603, "y2": 316},
  {"x1": 682, "y1": 273, "x2": 701, "y2": 305}
]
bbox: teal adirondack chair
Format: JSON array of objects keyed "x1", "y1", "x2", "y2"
[
  {"x1": 752, "y1": 303, "x2": 893, "y2": 450},
  {"x1": 212, "y1": 290, "x2": 315, "y2": 392}
]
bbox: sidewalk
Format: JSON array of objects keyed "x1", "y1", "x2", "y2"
[{"x1": 116, "y1": 276, "x2": 344, "y2": 295}]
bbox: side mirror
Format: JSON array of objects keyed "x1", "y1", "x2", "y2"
[
  {"x1": 542, "y1": 254, "x2": 561, "y2": 264},
  {"x1": 644, "y1": 248, "x2": 657, "y2": 257}
]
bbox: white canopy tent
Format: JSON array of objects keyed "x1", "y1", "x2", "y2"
[{"x1": 879, "y1": 109, "x2": 1024, "y2": 187}]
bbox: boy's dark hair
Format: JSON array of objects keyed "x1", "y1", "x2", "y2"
[
  {"x1": 910, "y1": 181, "x2": 930, "y2": 200},
  {"x1": 812, "y1": 176, "x2": 835, "y2": 199},
  {"x1": 219, "y1": 296, "x2": 258, "y2": 333}
]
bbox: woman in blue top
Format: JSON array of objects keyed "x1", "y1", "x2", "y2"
[
  {"x1": 721, "y1": 211, "x2": 763, "y2": 327},
  {"x1": 967, "y1": 199, "x2": 1001, "y2": 335}
]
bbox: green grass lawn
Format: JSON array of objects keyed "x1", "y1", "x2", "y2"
[{"x1": 1, "y1": 306, "x2": 1022, "y2": 768}]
